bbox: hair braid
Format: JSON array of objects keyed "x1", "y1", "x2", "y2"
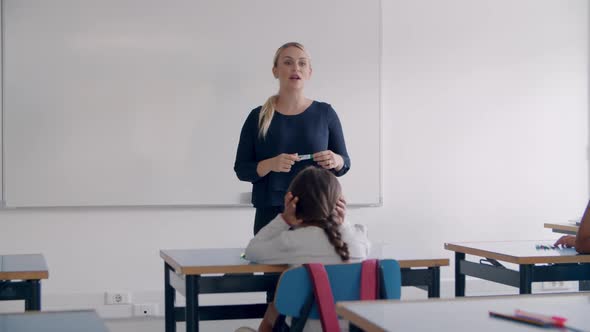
[{"x1": 318, "y1": 214, "x2": 350, "y2": 261}]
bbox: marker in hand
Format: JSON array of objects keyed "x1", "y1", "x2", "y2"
[{"x1": 298, "y1": 154, "x2": 312, "y2": 161}]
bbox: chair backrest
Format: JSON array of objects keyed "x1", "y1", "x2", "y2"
[{"x1": 274, "y1": 259, "x2": 401, "y2": 319}]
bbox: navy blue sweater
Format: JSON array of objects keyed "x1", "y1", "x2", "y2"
[{"x1": 234, "y1": 101, "x2": 351, "y2": 208}]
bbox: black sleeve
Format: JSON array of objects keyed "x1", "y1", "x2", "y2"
[
  {"x1": 327, "y1": 106, "x2": 350, "y2": 177},
  {"x1": 234, "y1": 110, "x2": 264, "y2": 183}
]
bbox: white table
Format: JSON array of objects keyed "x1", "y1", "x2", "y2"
[{"x1": 336, "y1": 292, "x2": 588, "y2": 331}]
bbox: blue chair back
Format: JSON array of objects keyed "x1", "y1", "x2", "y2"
[{"x1": 274, "y1": 259, "x2": 401, "y2": 319}]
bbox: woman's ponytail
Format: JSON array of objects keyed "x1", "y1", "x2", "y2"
[{"x1": 258, "y1": 95, "x2": 277, "y2": 139}]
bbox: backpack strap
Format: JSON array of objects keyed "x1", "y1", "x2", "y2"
[
  {"x1": 360, "y1": 259, "x2": 380, "y2": 300},
  {"x1": 304, "y1": 263, "x2": 340, "y2": 332}
]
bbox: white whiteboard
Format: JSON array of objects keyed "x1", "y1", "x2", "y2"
[{"x1": 2, "y1": 0, "x2": 381, "y2": 207}]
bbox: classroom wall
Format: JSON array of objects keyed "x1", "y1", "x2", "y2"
[{"x1": 0, "y1": 0, "x2": 588, "y2": 317}]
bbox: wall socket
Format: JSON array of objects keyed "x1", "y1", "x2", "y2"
[
  {"x1": 104, "y1": 291, "x2": 131, "y2": 305},
  {"x1": 541, "y1": 281, "x2": 570, "y2": 291},
  {"x1": 133, "y1": 303, "x2": 159, "y2": 317}
]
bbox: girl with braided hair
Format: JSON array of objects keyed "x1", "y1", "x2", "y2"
[
  {"x1": 244, "y1": 166, "x2": 370, "y2": 265},
  {"x1": 240, "y1": 166, "x2": 369, "y2": 332}
]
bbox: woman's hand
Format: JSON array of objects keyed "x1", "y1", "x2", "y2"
[
  {"x1": 282, "y1": 192, "x2": 302, "y2": 227},
  {"x1": 256, "y1": 153, "x2": 299, "y2": 177},
  {"x1": 313, "y1": 150, "x2": 344, "y2": 171},
  {"x1": 554, "y1": 235, "x2": 576, "y2": 248},
  {"x1": 334, "y1": 196, "x2": 347, "y2": 225},
  {"x1": 270, "y1": 153, "x2": 298, "y2": 172}
]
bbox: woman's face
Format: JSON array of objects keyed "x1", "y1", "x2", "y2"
[{"x1": 273, "y1": 46, "x2": 312, "y2": 91}]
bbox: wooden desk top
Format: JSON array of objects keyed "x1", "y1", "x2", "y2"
[
  {"x1": 0, "y1": 310, "x2": 108, "y2": 332},
  {"x1": 544, "y1": 222, "x2": 578, "y2": 235},
  {"x1": 0, "y1": 254, "x2": 48, "y2": 280},
  {"x1": 336, "y1": 292, "x2": 588, "y2": 332},
  {"x1": 160, "y1": 248, "x2": 449, "y2": 275},
  {"x1": 444, "y1": 240, "x2": 590, "y2": 264},
  {"x1": 368, "y1": 244, "x2": 449, "y2": 268},
  {"x1": 160, "y1": 248, "x2": 288, "y2": 274}
]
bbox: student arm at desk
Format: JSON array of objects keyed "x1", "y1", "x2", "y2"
[{"x1": 555, "y1": 200, "x2": 590, "y2": 253}]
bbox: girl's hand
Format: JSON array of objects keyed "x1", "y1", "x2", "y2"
[
  {"x1": 554, "y1": 235, "x2": 576, "y2": 248},
  {"x1": 334, "y1": 196, "x2": 347, "y2": 225},
  {"x1": 282, "y1": 192, "x2": 302, "y2": 226},
  {"x1": 313, "y1": 150, "x2": 344, "y2": 171}
]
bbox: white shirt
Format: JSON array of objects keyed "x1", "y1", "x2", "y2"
[{"x1": 245, "y1": 215, "x2": 371, "y2": 265}]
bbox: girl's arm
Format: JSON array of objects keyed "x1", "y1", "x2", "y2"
[
  {"x1": 244, "y1": 215, "x2": 292, "y2": 263},
  {"x1": 575, "y1": 201, "x2": 590, "y2": 253},
  {"x1": 339, "y1": 221, "x2": 371, "y2": 260}
]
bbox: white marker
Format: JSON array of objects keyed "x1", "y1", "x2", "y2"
[{"x1": 298, "y1": 154, "x2": 312, "y2": 161}]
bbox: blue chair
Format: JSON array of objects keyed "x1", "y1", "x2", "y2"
[{"x1": 273, "y1": 259, "x2": 401, "y2": 330}]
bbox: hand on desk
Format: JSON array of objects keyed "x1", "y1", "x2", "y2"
[{"x1": 554, "y1": 235, "x2": 576, "y2": 248}]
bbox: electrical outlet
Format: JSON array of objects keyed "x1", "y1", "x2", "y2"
[
  {"x1": 541, "y1": 281, "x2": 568, "y2": 291},
  {"x1": 104, "y1": 291, "x2": 131, "y2": 305},
  {"x1": 133, "y1": 303, "x2": 159, "y2": 317}
]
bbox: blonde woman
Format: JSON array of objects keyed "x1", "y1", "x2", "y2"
[{"x1": 234, "y1": 42, "x2": 350, "y2": 234}]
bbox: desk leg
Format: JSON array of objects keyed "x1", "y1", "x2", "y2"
[
  {"x1": 24, "y1": 280, "x2": 41, "y2": 311},
  {"x1": 580, "y1": 280, "x2": 590, "y2": 291},
  {"x1": 266, "y1": 287, "x2": 275, "y2": 303},
  {"x1": 186, "y1": 275, "x2": 199, "y2": 332},
  {"x1": 519, "y1": 265, "x2": 532, "y2": 294},
  {"x1": 455, "y1": 252, "x2": 465, "y2": 297},
  {"x1": 427, "y1": 267, "x2": 440, "y2": 298},
  {"x1": 165, "y1": 263, "x2": 176, "y2": 332}
]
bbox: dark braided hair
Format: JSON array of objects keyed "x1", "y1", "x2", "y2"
[{"x1": 288, "y1": 167, "x2": 350, "y2": 261}]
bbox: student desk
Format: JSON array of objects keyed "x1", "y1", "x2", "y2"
[
  {"x1": 336, "y1": 292, "x2": 587, "y2": 331},
  {"x1": 0, "y1": 254, "x2": 48, "y2": 311},
  {"x1": 160, "y1": 248, "x2": 448, "y2": 332},
  {"x1": 0, "y1": 310, "x2": 108, "y2": 332},
  {"x1": 544, "y1": 222, "x2": 578, "y2": 235},
  {"x1": 445, "y1": 240, "x2": 590, "y2": 296}
]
